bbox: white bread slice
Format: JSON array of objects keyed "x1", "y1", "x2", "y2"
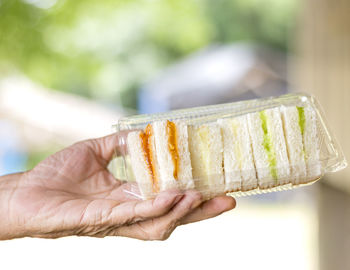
[
  {"x1": 218, "y1": 115, "x2": 257, "y2": 192},
  {"x1": 303, "y1": 106, "x2": 322, "y2": 181},
  {"x1": 218, "y1": 118, "x2": 241, "y2": 192},
  {"x1": 247, "y1": 108, "x2": 290, "y2": 189},
  {"x1": 281, "y1": 106, "x2": 307, "y2": 184},
  {"x1": 188, "y1": 123, "x2": 224, "y2": 198},
  {"x1": 152, "y1": 121, "x2": 178, "y2": 191},
  {"x1": 127, "y1": 131, "x2": 155, "y2": 199},
  {"x1": 174, "y1": 121, "x2": 195, "y2": 189},
  {"x1": 152, "y1": 120, "x2": 194, "y2": 191}
]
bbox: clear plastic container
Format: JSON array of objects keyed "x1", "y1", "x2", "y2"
[{"x1": 110, "y1": 93, "x2": 347, "y2": 200}]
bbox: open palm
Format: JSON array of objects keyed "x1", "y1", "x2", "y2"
[{"x1": 8, "y1": 133, "x2": 235, "y2": 240}]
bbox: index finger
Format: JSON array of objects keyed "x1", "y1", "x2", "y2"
[
  {"x1": 101, "y1": 189, "x2": 184, "y2": 226},
  {"x1": 180, "y1": 195, "x2": 236, "y2": 225}
]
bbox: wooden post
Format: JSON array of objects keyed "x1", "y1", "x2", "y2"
[
  {"x1": 293, "y1": 0, "x2": 350, "y2": 190},
  {"x1": 318, "y1": 182, "x2": 350, "y2": 270},
  {"x1": 293, "y1": 0, "x2": 350, "y2": 269}
]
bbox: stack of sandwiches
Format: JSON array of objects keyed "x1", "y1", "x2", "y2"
[{"x1": 127, "y1": 105, "x2": 322, "y2": 199}]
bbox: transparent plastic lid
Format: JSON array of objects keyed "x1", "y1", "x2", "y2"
[{"x1": 111, "y1": 93, "x2": 347, "y2": 200}]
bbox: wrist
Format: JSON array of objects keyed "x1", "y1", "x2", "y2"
[{"x1": 0, "y1": 172, "x2": 26, "y2": 240}]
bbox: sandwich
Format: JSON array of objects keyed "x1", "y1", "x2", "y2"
[
  {"x1": 298, "y1": 106, "x2": 322, "y2": 182},
  {"x1": 281, "y1": 105, "x2": 322, "y2": 184},
  {"x1": 247, "y1": 107, "x2": 291, "y2": 189},
  {"x1": 127, "y1": 120, "x2": 194, "y2": 199},
  {"x1": 152, "y1": 120, "x2": 194, "y2": 190},
  {"x1": 218, "y1": 115, "x2": 257, "y2": 192},
  {"x1": 280, "y1": 106, "x2": 307, "y2": 184},
  {"x1": 188, "y1": 123, "x2": 225, "y2": 198},
  {"x1": 127, "y1": 130, "x2": 157, "y2": 199},
  {"x1": 127, "y1": 104, "x2": 323, "y2": 199}
]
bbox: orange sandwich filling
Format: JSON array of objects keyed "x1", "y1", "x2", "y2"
[
  {"x1": 139, "y1": 121, "x2": 180, "y2": 192},
  {"x1": 166, "y1": 120, "x2": 179, "y2": 180},
  {"x1": 140, "y1": 124, "x2": 159, "y2": 192}
]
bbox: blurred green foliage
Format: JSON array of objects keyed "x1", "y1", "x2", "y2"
[
  {"x1": 25, "y1": 147, "x2": 59, "y2": 170},
  {"x1": 0, "y1": 0, "x2": 297, "y2": 109}
]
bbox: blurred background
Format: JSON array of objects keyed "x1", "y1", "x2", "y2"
[{"x1": 0, "y1": 0, "x2": 349, "y2": 269}]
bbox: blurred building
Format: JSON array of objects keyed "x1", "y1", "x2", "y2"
[{"x1": 139, "y1": 43, "x2": 288, "y2": 113}]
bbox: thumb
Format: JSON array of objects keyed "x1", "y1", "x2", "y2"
[{"x1": 87, "y1": 130, "x2": 131, "y2": 164}]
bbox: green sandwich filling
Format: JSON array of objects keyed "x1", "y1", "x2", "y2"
[
  {"x1": 259, "y1": 111, "x2": 278, "y2": 181},
  {"x1": 297, "y1": 106, "x2": 305, "y2": 136},
  {"x1": 297, "y1": 106, "x2": 307, "y2": 160}
]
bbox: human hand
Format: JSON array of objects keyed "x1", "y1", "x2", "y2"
[{"x1": 0, "y1": 133, "x2": 236, "y2": 240}]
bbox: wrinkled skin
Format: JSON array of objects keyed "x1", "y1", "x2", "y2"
[{"x1": 0, "y1": 134, "x2": 236, "y2": 240}]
